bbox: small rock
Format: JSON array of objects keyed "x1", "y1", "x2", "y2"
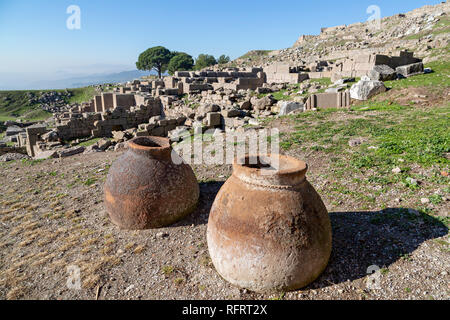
[
  {"x1": 277, "y1": 101, "x2": 304, "y2": 116},
  {"x1": 420, "y1": 198, "x2": 430, "y2": 204},
  {"x1": 97, "y1": 138, "x2": 112, "y2": 151},
  {"x1": 124, "y1": 285, "x2": 135, "y2": 293},
  {"x1": 406, "y1": 177, "x2": 418, "y2": 186},
  {"x1": 392, "y1": 167, "x2": 402, "y2": 174},
  {"x1": 156, "y1": 232, "x2": 169, "y2": 239},
  {"x1": 348, "y1": 138, "x2": 363, "y2": 147},
  {"x1": 0, "y1": 153, "x2": 31, "y2": 162},
  {"x1": 350, "y1": 78, "x2": 387, "y2": 101},
  {"x1": 114, "y1": 142, "x2": 128, "y2": 152}
]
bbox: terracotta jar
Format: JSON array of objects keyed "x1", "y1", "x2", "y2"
[
  {"x1": 104, "y1": 136, "x2": 199, "y2": 230},
  {"x1": 207, "y1": 154, "x2": 332, "y2": 292}
]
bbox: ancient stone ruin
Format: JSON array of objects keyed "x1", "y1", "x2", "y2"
[
  {"x1": 2, "y1": 48, "x2": 427, "y2": 160},
  {"x1": 331, "y1": 51, "x2": 423, "y2": 81}
]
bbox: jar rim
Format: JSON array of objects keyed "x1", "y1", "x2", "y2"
[
  {"x1": 128, "y1": 136, "x2": 171, "y2": 151},
  {"x1": 233, "y1": 154, "x2": 308, "y2": 183}
]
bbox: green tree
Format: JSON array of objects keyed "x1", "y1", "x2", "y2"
[
  {"x1": 194, "y1": 54, "x2": 217, "y2": 70},
  {"x1": 136, "y1": 46, "x2": 172, "y2": 78},
  {"x1": 167, "y1": 52, "x2": 194, "y2": 75},
  {"x1": 217, "y1": 55, "x2": 231, "y2": 64}
]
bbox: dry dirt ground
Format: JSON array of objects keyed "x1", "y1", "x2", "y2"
[{"x1": 0, "y1": 97, "x2": 449, "y2": 300}]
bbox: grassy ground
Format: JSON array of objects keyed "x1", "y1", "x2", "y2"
[
  {"x1": 67, "y1": 87, "x2": 97, "y2": 105},
  {"x1": 384, "y1": 61, "x2": 450, "y2": 90},
  {"x1": 272, "y1": 98, "x2": 449, "y2": 220},
  {"x1": 238, "y1": 50, "x2": 273, "y2": 60},
  {"x1": 258, "y1": 77, "x2": 355, "y2": 101},
  {"x1": 77, "y1": 138, "x2": 101, "y2": 147},
  {"x1": 0, "y1": 91, "x2": 51, "y2": 122}
]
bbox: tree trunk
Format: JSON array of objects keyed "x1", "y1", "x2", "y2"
[{"x1": 157, "y1": 64, "x2": 162, "y2": 79}]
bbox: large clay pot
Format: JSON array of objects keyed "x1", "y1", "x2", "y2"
[
  {"x1": 207, "y1": 154, "x2": 332, "y2": 292},
  {"x1": 104, "y1": 136, "x2": 199, "y2": 230}
]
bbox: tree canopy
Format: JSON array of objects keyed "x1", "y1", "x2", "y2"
[
  {"x1": 194, "y1": 54, "x2": 217, "y2": 70},
  {"x1": 136, "y1": 46, "x2": 172, "y2": 78},
  {"x1": 167, "y1": 52, "x2": 194, "y2": 75},
  {"x1": 217, "y1": 55, "x2": 231, "y2": 64},
  {"x1": 136, "y1": 47, "x2": 231, "y2": 75}
]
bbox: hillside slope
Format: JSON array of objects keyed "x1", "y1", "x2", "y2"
[
  {"x1": 0, "y1": 87, "x2": 97, "y2": 123},
  {"x1": 234, "y1": 2, "x2": 450, "y2": 67}
]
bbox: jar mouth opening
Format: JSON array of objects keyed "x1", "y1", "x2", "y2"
[
  {"x1": 129, "y1": 136, "x2": 170, "y2": 151},
  {"x1": 234, "y1": 154, "x2": 307, "y2": 176},
  {"x1": 240, "y1": 155, "x2": 273, "y2": 169}
]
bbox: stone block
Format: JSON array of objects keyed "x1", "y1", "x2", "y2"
[
  {"x1": 396, "y1": 62, "x2": 424, "y2": 78},
  {"x1": 206, "y1": 112, "x2": 222, "y2": 127}
]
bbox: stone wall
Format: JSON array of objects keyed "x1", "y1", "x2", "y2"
[
  {"x1": 331, "y1": 51, "x2": 422, "y2": 81},
  {"x1": 93, "y1": 93, "x2": 145, "y2": 113},
  {"x1": 54, "y1": 97, "x2": 162, "y2": 140},
  {"x1": 25, "y1": 125, "x2": 48, "y2": 157},
  {"x1": 170, "y1": 68, "x2": 266, "y2": 93},
  {"x1": 264, "y1": 63, "x2": 309, "y2": 84},
  {"x1": 113, "y1": 94, "x2": 136, "y2": 109},
  {"x1": 137, "y1": 116, "x2": 187, "y2": 137}
]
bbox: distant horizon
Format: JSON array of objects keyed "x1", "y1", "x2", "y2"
[
  {"x1": 0, "y1": 0, "x2": 443, "y2": 90},
  {"x1": 0, "y1": 69, "x2": 155, "y2": 91}
]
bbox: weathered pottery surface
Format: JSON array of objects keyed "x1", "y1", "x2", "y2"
[
  {"x1": 207, "y1": 154, "x2": 332, "y2": 292},
  {"x1": 104, "y1": 136, "x2": 199, "y2": 230}
]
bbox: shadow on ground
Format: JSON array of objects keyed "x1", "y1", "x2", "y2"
[
  {"x1": 310, "y1": 208, "x2": 448, "y2": 289},
  {"x1": 172, "y1": 180, "x2": 225, "y2": 227}
]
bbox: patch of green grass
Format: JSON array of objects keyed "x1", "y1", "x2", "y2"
[
  {"x1": 0, "y1": 86, "x2": 96, "y2": 122},
  {"x1": 428, "y1": 194, "x2": 443, "y2": 205},
  {"x1": 380, "y1": 268, "x2": 389, "y2": 275},
  {"x1": 267, "y1": 90, "x2": 291, "y2": 101},
  {"x1": 310, "y1": 77, "x2": 332, "y2": 86},
  {"x1": 77, "y1": 138, "x2": 101, "y2": 147},
  {"x1": 0, "y1": 90, "x2": 52, "y2": 121},
  {"x1": 21, "y1": 159, "x2": 44, "y2": 166},
  {"x1": 352, "y1": 101, "x2": 409, "y2": 112},
  {"x1": 67, "y1": 87, "x2": 97, "y2": 104},
  {"x1": 270, "y1": 292, "x2": 286, "y2": 300},
  {"x1": 357, "y1": 108, "x2": 449, "y2": 167},
  {"x1": 279, "y1": 101, "x2": 449, "y2": 188},
  {"x1": 384, "y1": 61, "x2": 450, "y2": 90},
  {"x1": 162, "y1": 265, "x2": 175, "y2": 276},
  {"x1": 173, "y1": 278, "x2": 185, "y2": 285},
  {"x1": 238, "y1": 50, "x2": 273, "y2": 61},
  {"x1": 83, "y1": 178, "x2": 97, "y2": 186}
]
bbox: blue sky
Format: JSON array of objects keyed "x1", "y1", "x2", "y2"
[{"x1": 0, "y1": 0, "x2": 443, "y2": 75}]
